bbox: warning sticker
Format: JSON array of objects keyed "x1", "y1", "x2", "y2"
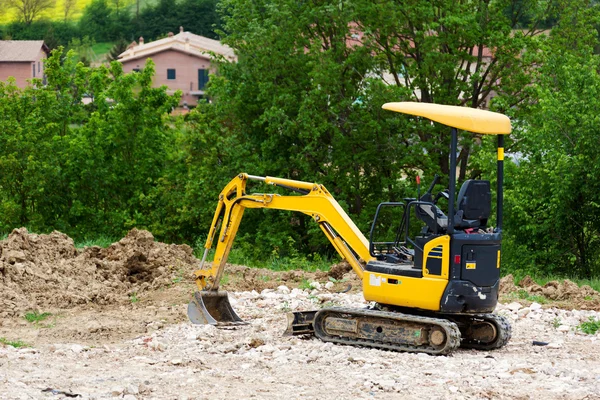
[
  {"x1": 369, "y1": 274, "x2": 382, "y2": 286},
  {"x1": 466, "y1": 262, "x2": 476, "y2": 270}
]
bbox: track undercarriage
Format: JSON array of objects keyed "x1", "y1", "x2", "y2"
[{"x1": 285, "y1": 306, "x2": 511, "y2": 355}]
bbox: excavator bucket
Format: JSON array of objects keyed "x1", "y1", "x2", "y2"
[{"x1": 187, "y1": 290, "x2": 245, "y2": 325}]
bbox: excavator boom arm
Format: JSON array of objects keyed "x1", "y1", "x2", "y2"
[{"x1": 194, "y1": 173, "x2": 373, "y2": 291}]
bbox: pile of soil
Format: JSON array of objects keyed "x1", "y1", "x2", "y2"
[
  {"x1": 499, "y1": 274, "x2": 519, "y2": 295},
  {"x1": 519, "y1": 275, "x2": 599, "y2": 301},
  {"x1": 0, "y1": 228, "x2": 200, "y2": 318},
  {"x1": 500, "y1": 273, "x2": 600, "y2": 310}
]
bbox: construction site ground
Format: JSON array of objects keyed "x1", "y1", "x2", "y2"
[{"x1": 1, "y1": 229, "x2": 600, "y2": 399}]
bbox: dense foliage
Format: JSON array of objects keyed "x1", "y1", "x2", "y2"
[
  {"x1": 0, "y1": 48, "x2": 180, "y2": 239},
  {"x1": 1, "y1": 0, "x2": 600, "y2": 279},
  {"x1": 0, "y1": 0, "x2": 221, "y2": 46}
]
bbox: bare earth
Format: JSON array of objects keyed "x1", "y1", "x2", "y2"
[{"x1": 1, "y1": 229, "x2": 600, "y2": 400}]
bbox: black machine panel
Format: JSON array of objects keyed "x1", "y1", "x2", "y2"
[{"x1": 461, "y1": 244, "x2": 500, "y2": 287}]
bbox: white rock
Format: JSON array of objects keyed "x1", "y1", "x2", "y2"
[
  {"x1": 258, "y1": 345, "x2": 277, "y2": 354},
  {"x1": 506, "y1": 302, "x2": 522, "y2": 312},
  {"x1": 17, "y1": 348, "x2": 38, "y2": 354},
  {"x1": 124, "y1": 384, "x2": 140, "y2": 395},
  {"x1": 378, "y1": 379, "x2": 396, "y2": 391},
  {"x1": 110, "y1": 387, "x2": 124, "y2": 396},
  {"x1": 325, "y1": 281, "x2": 334, "y2": 290},
  {"x1": 557, "y1": 325, "x2": 571, "y2": 333},
  {"x1": 171, "y1": 358, "x2": 183, "y2": 365},
  {"x1": 70, "y1": 344, "x2": 86, "y2": 353},
  {"x1": 309, "y1": 281, "x2": 322, "y2": 290},
  {"x1": 518, "y1": 308, "x2": 531, "y2": 318},
  {"x1": 262, "y1": 292, "x2": 279, "y2": 300},
  {"x1": 530, "y1": 302, "x2": 542, "y2": 311},
  {"x1": 149, "y1": 341, "x2": 167, "y2": 351},
  {"x1": 277, "y1": 285, "x2": 290, "y2": 294}
]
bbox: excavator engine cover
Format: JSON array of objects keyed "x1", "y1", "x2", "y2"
[{"x1": 187, "y1": 290, "x2": 245, "y2": 325}]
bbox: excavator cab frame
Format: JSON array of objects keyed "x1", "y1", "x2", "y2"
[
  {"x1": 361, "y1": 103, "x2": 510, "y2": 315},
  {"x1": 187, "y1": 102, "x2": 512, "y2": 355}
]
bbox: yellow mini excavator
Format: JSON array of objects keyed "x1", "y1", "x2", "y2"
[{"x1": 187, "y1": 102, "x2": 512, "y2": 355}]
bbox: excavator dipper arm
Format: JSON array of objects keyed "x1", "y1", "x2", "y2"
[{"x1": 194, "y1": 173, "x2": 373, "y2": 292}]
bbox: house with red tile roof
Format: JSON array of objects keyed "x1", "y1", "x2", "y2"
[
  {"x1": 0, "y1": 40, "x2": 50, "y2": 87},
  {"x1": 118, "y1": 27, "x2": 236, "y2": 107}
]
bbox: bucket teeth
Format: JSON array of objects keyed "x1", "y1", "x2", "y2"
[{"x1": 187, "y1": 291, "x2": 246, "y2": 326}]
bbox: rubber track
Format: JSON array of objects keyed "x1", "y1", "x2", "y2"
[
  {"x1": 313, "y1": 307, "x2": 461, "y2": 355},
  {"x1": 458, "y1": 313, "x2": 512, "y2": 350}
]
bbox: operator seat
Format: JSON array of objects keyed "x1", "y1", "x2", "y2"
[
  {"x1": 415, "y1": 192, "x2": 449, "y2": 233},
  {"x1": 454, "y1": 179, "x2": 491, "y2": 229},
  {"x1": 416, "y1": 180, "x2": 492, "y2": 233}
]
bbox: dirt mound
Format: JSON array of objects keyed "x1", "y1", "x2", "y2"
[
  {"x1": 0, "y1": 228, "x2": 199, "y2": 318},
  {"x1": 518, "y1": 275, "x2": 598, "y2": 301},
  {"x1": 499, "y1": 274, "x2": 518, "y2": 295},
  {"x1": 328, "y1": 261, "x2": 353, "y2": 280},
  {"x1": 498, "y1": 274, "x2": 600, "y2": 310}
]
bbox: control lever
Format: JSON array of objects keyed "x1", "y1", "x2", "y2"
[{"x1": 420, "y1": 174, "x2": 440, "y2": 202}]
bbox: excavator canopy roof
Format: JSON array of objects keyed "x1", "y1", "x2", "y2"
[{"x1": 382, "y1": 102, "x2": 511, "y2": 135}]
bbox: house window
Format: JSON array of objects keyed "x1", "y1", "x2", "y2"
[
  {"x1": 133, "y1": 68, "x2": 140, "y2": 73},
  {"x1": 167, "y1": 69, "x2": 176, "y2": 80},
  {"x1": 198, "y1": 69, "x2": 209, "y2": 90},
  {"x1": 38, "y1": 61, "x2": 40, "y2": 73},
  {"x1": 32, "y1": 63, "x2": 35, "y2": 77}
]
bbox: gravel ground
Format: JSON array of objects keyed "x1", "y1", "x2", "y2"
[{"x1": 2, "y1": 286, "x2": 600, "y2": 400}]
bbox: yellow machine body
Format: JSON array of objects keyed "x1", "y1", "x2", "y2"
[
  {"x1": 363, "y1": 235, "x2": 450, "y2": 310},
  {"x1": 190, "y1": 102, "x2": 511, "y2": 326}
]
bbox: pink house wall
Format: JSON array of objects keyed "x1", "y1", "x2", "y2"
[
  {"x1": 121, "y1": 49, "x2": 213, "y2": 106},
  {"x1": 0, "y1": 49, "x2": 47, "y2": 88}
]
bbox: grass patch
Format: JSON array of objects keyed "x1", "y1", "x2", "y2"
[
  {"x1": 227, "y1": 249, "x2": 336, "y2": 272},
  {"x1": 92, "y1": 41, "x2": 114, "y2": 63},
  {"x1": 198, "y1": 244, "x2": 338, "y2": 273},
  {"x1": 220, "y1": 273, "x2": 230, "y2": 286},
  {"x1": 24, "y1": 311, "x2": 52, "y2": 324},
  {"x1": 516, "y1": 289, "x2": 548, "y2": 304},
  {"x1": 503, "y1": 289, "x2": 549, "y2": 304},
  {"x1": 129, "y1": 292, "x2": 139, "y2": 303},
  {"x1": 578, "y1": 317, "x2": 600, "y2": 335},
  {"x1": 0, "y1": 337, "x2": 30, "y2": 348},
  {"x1": 298, "y1": 278, "x2": 312, "y2": 290},
  {"x1": 75, "y1": 235, "x2": 117, "y2": 249},
  {"x1": 552, "y1": 317, "x2": 561, "y2": 329}
]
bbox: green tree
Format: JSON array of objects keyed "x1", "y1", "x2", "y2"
[
  {"x1": 178, "y1": 0, "x2": 221, "y2": 39},
  {"x1": 1, "y1": 0, "x2": 56, "y2": 24},
  {"x1": 62, "y1": 59, "x2": 180, "y2": 237},
  {"x1": 0, "y1": 48, "x2": 181, "y2": 239},
  {"x1": 0, "y1": 79, "x2": 61, "y2": 229},
  {"x1": 357, "y1": 0, "x2": 551, "y2": 181},
  {"x1": 178, "y1": 0, "x2": 559, "y2": 259},
  {"x1": 79, "y1": 0, "x2": 115, "y2": 41},
  {"x1": 476, "y1": 0, "x2": 600, "y2": 278},
  {"x1": 68, "y1": 36, "x2": 96, "y2": 66},
  {"x1": 106, "y1": 38, "x2": 129, "y2": 62}
]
